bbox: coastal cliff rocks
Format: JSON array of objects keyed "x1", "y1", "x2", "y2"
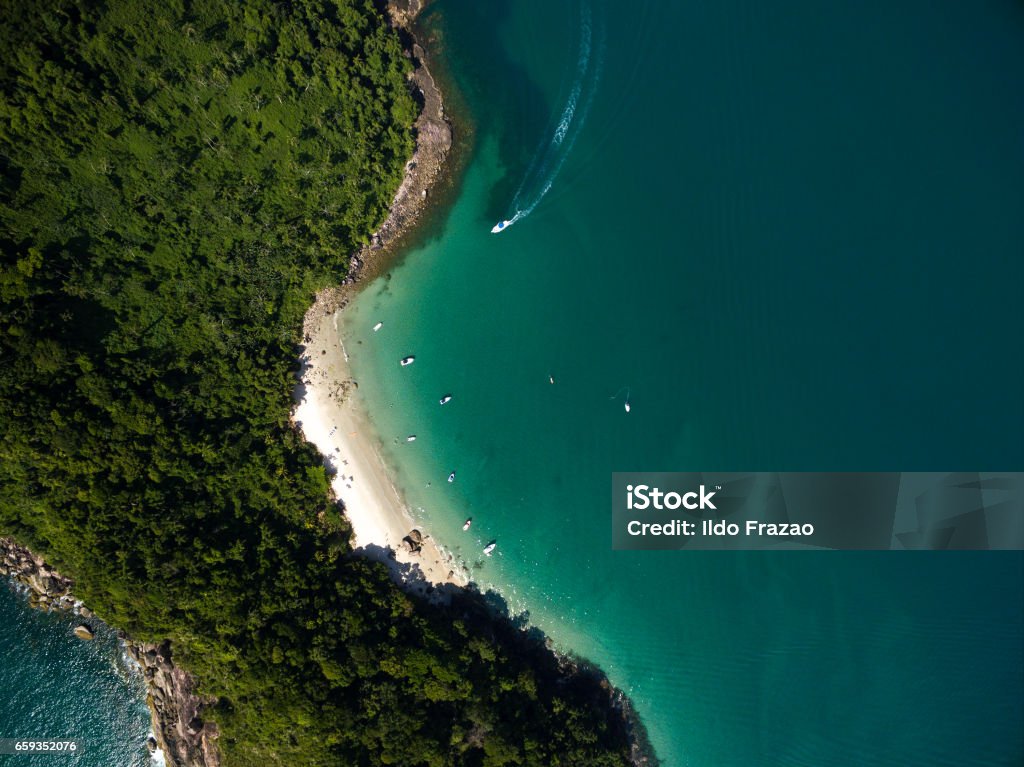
[
  {"x1": 402, "y1": 528, "x2": 425, "y2": 554},
  {"x1": 361, "y1": 34, "x2": 452, "y2": 267},
  {"x1": 1, "y1": 537, "x2": 217, "y2": 767},
  {"x1": 125, "y1": 640, "x2": 220, "y2": 767},
  {"x1": 329, "y1": 1, "x2": 452, "y2": 299},
  {"x1": 303, "y1": 3, "x2": 451, "y2": 323},
  {"x1": 386, "y1": 0, "x2": 427, "y2": 29},
  {"x1": 0, "y1": 538, "x2": 76, "y2": 612}
]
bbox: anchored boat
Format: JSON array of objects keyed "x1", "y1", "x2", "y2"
[{"x1": 400, "y1": 356, "x2": 415, "y2": 366}]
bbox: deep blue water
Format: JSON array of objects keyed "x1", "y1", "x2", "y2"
[{"x1": 0, "y1": 585, "x2": 154, "y2": 766}]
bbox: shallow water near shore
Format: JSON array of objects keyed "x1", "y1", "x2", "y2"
[
  {"x1": 0, "y1": 585, "x2": 154, "y2": 766},
  {"x1": 344, "y1": 0, "x2": 1024, "y2": 764}
]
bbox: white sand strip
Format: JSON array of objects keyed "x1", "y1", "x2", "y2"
[{"x1": 293, "y1": 309, "x2": 465, "y2": 588}]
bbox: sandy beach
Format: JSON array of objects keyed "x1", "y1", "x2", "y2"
[{"x1": 294, "y1": 308, "x2": 466, "y2": 589}]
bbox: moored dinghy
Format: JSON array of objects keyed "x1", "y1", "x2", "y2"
[
  {"x1": 483, "y1": 540, "x2": 497, "y2": 556},
  {"x1": 400, "y1": 356, "x2": 415, "y2": 366},
  {"x1": 610, "y1": 386, "x2": 631, "y2": 413},
  {"x1": 439, "y1": 394, "x2": 452, "y2": 405},
  {"x1": 462, "y1": 518, "x2": 472, "y2": 531}
]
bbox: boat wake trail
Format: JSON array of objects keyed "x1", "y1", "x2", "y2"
[{"x1": 491, "y1": 0, "x2": 603, "y2": 233}]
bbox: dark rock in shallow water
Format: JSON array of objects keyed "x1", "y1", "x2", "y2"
[{"x1": 73, "y1": 624, "x2": 95, "y2": 640}]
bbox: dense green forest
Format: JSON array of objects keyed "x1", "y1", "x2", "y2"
[{"x1": 0, "y1": 1, "x2": 635, "y2": 765}]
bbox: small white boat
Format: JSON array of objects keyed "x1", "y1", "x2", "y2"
[
  {"x1": 373, "y1": 321, "x2": 383, "y2": 331},
  {"x1": 549, "y1": 375, "x2": 555, "y2": 384},
  {"x1": 491, "y1": 220, "x2": 513, "y2": 234},
  {"x1": 400, "y1": 356, "x2": 415, "y2": 366},
  {"x1": 462, "y1": 518, "x2": 472, "y2": 531},
  {"x1": 406, "y1": 435, "x2": 417, "y2": 442},
  {"x1": 483, "y1": 541, "x2": 497, "y2": 556},
  {"x1": 625, "y1": 401, "x2": 631, "y2": 413},
  {"x1": 439, "y1": 394, "x2": 452, "y2": 405},
  {"x1": 447, "y1": 472, "x2": 456, "y2": 483}
]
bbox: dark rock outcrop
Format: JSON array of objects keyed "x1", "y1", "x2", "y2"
[
  {"x1": 125, "y1": 639, "x2": 219, "y2": 767},
  {"x1": 1, "y1": 539, "x2": 76, "y2": 612}
]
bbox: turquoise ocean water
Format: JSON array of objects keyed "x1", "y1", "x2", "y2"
[
  {"x1": 344, "y1": 1, "x2": 1024, "y2": 764},
  {"x1": 0, "y1": 585, "x2": 154, "y2": 766}
]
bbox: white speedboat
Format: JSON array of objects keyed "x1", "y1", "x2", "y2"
[
  {"x1": 624, "y1": 401, "x2": 631, "y2": 413},
  {"x1": 483, "y1": 541, "x2": 497, "y2": 556},
  {"x1": 373, "y1": 321, "x2": 383, "y2": 331},
  {"x1": 462, "y1": 518, "x2": 472, "y2": 531},
  {"x1": 447, "y1": 472, "x2": 456, "y2": 483},
  {"x1": 439, "y1": 394, "x2": 452, "y2": 405},
  {"x1": 491, "y1": 219, "x2": 513, "y2": 234},
  {"x1": 400, "y1": 356, "x2": 415, "y2": 366},
  {"x1": 406, "y1": 435, "x2": 416, "y2": 442}
]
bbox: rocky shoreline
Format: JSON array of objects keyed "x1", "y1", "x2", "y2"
[
  {"x1": 307, "y1": 0, "x2": 453, "y2": 328},
  {"x1": 1, "y1": 538, "x2": 76, "y2": 612},
  {"x1": 127, "y1": 639, "x2": 220, "y2": 767},
  {"x1": 1, "y1": 536, "x2": 219, "y2": 767}
]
